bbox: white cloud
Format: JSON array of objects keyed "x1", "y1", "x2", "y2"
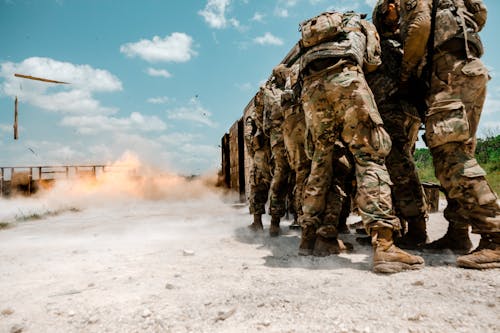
[
  {"x1": 146, "y1": 67, "x2": 172, "y2": 78},
  {"x1": 198, "y1": 0, "x2": 240, "y2": 29},
  {"x1": 147, "y1": 96, "x2": 171, "y2": 104},
  {"x1": 166, "y1": 98, "x2": 217, "y2": 127},
  {"x1": 0, "y1": 57, "x2": 121, "y2": 115},
  {"x1": 235, "y1": 82, "x2": 253, "y2": 91},
  {"x1": 120, "y1": 33, "x2": 197, "y2": 63},
  {"x1": 274, "y1": 0, "x2": 299, "y2": 18},
  {"x1": 254, "y1": 32, "x2": 284, "y2": 46},
  {"x1": 158, "y1": 132, "x2": 200, "y2": 146},
  {"x1": 251, "y1": 12, "x2": 264, "y2": 22},
  {"x1": 274, "y1": 8, "x2": 289, "y2": 18},
  {"x1": 60, "y1": 112, "x2": 166, "y2": 134},
  {"x1": 1, "y1": 57, "x2": 121, "y2": 93},
  {"x1": 484, "y1": 93, "x2": 500, "y2": 115}
]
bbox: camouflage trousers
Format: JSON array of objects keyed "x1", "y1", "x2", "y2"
[
  {"x1": 282, "y1": 107, "x2": 311, "y2": 218},
  {"x1": 379, "y1": 100, "x2": 428, "y2": 221},
  {"x1": 426, "y1": 54, "x2": 500, "y2": 233},
  {"x1": 249, "y1": 146, "x2": 272, "y2": 215},
  {"x1": 269, "y1": 127, "x2": 291, "y2": 217},
  {"x1": 299, "y1": 63, "x2": 399, "y2": 233}
]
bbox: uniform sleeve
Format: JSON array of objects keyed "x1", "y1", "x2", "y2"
[{"x1": 400, "y1": 0, "x2": 432, "y2": 82}]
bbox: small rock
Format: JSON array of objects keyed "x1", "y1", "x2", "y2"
[
  {"x1": 142, "y1": 309, "x2": 152, "y2": 318},
  {"x1": 183, "y1": 249, "x2": 195, "y2": 256},
  {"x1": 87, "y1": 316, "x2": 99, "y2": 324},
  {"x1": 88, "y1": 283, "x2": 95, "y2": 288},
  {"x1": 1, "y1": 308, "x2": 14, "y2": 316},
  {"x1": 68, "y1": 310, "x2": 76, "y2": 317},
  {"x1": 165, "y1": 283, "x2": 175, "y2": 290},
  {"x1": 412, "y1": 280, "x2": 424, "y2": 286}
]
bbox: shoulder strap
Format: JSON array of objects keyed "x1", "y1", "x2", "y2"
[{"x1": 424, "y1": 0, "x2": 439, "y2": 86}]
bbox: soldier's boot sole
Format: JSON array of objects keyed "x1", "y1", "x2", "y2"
[
  {"x1": 289, "y1": 221, "x2": 301, "y2": 230},
  {"x1": 456, "y1": 249, "x2": 500, "y2": 269},
  {"x1": 373, "y1": 261, "x2": 425, "y2": 274}
]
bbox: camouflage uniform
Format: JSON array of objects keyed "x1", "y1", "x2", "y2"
[
  {"x1": 299, "y1": 12, "x2": 398, "y2": 233},
  {"x1": 400, "y1": 0, "x2": 500, "y2": 268},
  {"x1": 262, "y1": 79, "x2": 292, "y2": 222},
  {"x1": 281, "y1": 64, "x2": 311, "y2": 221},
  {"x1": 368, "y1": 1, "x2": 428, "y2": 245},
  {"x1": 298, "y1": 11, "x2": 424, "y2": 271},
  {"x1": 244, "y1": 90, "x2": 272, "y2": 217}
]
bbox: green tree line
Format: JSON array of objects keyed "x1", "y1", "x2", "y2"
[{"x1": 414, "y1": 134, "x2": 500, "y2": 193}]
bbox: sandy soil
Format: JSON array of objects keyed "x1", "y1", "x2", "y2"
[{"x1": 0, "y1": 176, "x2": 498, "y2": 333}]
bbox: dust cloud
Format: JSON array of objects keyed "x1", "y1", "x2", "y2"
[{"x1": 0, "y1": 152, "x2": 233, "y2": 226}]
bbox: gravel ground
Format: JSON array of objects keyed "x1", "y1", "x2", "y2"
[{"x1": 0, "y1": 176, "x2": 498, "y2": 333}]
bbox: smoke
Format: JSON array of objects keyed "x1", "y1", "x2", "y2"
[{"x1": 0, "y1": 152, "x2": 233, "y2": 224}]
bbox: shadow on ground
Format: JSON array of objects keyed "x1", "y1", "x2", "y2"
[{"x1": 233, "y1": 222, "x2": 463, "y2": 272}]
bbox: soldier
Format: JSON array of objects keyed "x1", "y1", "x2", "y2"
[
  {"x1": 399, "y1": 0, "x2": 500, "y2": 268},
  {"x1": 281, "y1": 63, "x2": 354, "y2": 255},
  {"x1": 244, "y1": 90, "x2": 272, "y2": 232},
  {"x1": 280, "y1": 63, "x2": 310, "y2": 230},
  {"x1": 298, "y1": 10, "x2": 424, "y2": 272},
  {"x1": 262, "y1": 71, "x2": 292, "y2": 237},
  {"x1": 369, "y1": 0, "x2": 429, "y2": 248}
]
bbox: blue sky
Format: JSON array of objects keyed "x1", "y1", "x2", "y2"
[{"x1": 1, "y1": 0, "x2": 499, "y2": 175}]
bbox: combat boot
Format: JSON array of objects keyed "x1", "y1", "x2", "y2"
[
  {"x1": 424, "y1": 224, "x2": 472, "y2": 254},
  {"x1": 312, "y1": 226, "x2": 353, "y2": 257},
  {"x1": 456, "y1": 233, "x2": 500, "y2": 269},
  {"x1": 269, "y1": 215, "x2": 281, "y2": 237},
  {"x1": 395, "y1": 216, "x2": 428, "y2": 250},
  {"x1": 298, "y1": 224, "x2": 316, "y2": 256},
  {"x1": 248, "y1": 214, "x2": 264, "y2": 232},
  {"x1": 372, "y1": 227, "x2": 424, "y2": 274}
]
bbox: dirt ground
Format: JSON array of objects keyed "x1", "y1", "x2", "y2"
[{"x1": 0, "y1": 175, "x2": 498, "y2": 333}]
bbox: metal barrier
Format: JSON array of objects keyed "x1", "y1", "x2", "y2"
[{"x1": 0, "y1": 165, "x2": 134, "y2": 197}]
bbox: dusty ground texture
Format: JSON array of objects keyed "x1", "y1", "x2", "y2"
[{"x1": 0, "y1": 176, "x2": 499, "y2": 333}]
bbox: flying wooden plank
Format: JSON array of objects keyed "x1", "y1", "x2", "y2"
[
  {"x1": 14, "y1": 73, "x2": 69, "y2": 84},
  {"x1": 14, "y1": 96, "x2": 18, "y2": 140}
]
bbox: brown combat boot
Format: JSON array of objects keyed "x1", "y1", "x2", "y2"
[
  {"x1": 312, "y1": 226, "x2": 353, "y2": 257},
  {"x1": 298, "y1": 225, "x2": 316, "y2": 256},
  {"x1": 269, "y1": 215, "x2": 281, "y2": 237},
  {"x1": 456, "y1": 233, "x2": 500, "y2": 269},
  {"x1": 372, "y1": 228, "x2": 424, "y2": 274},
  {"x1": 312, "y1": 235, "x2": 353, "y2": 256},
  {"x1": 395, "y1": 216, "x2": 428, "y2": 250},
  {"x1": 248, "y1": 214, "x2": 264, "y2": 232},
  {"x1": 424, "y1": 224, "x2": 472, "y2": 254}
]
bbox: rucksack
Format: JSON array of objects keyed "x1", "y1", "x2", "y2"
[{"x1": 299, "y1": 11, "x2": 345, "y2": 48}]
